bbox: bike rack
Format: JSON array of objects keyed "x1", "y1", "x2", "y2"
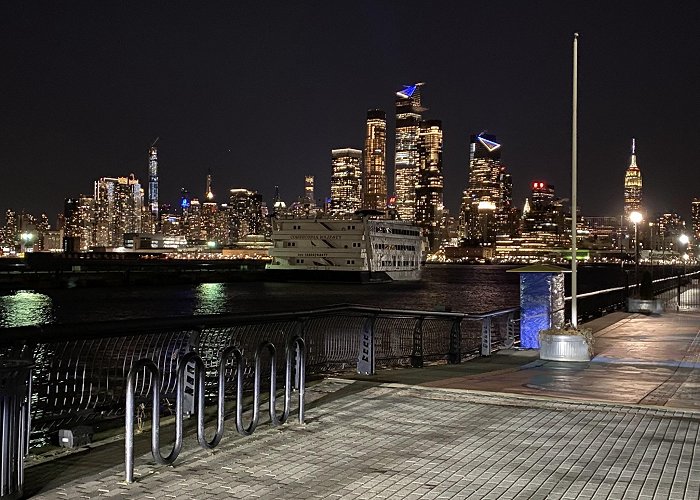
[{"x1": 124, "y1": 336, "x2": 305, "y2": 483}]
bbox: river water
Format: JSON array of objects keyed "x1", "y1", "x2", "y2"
[{"x1": 0, "y1": 264, "x2": 640, "y2": 328}]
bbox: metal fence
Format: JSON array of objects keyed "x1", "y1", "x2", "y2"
[
  {"x1": 0, "y1": 304, "x2": 519, "y2": 450},
  {"x1": 565, "y1": 269, "x2": 700, "y2": 321}
]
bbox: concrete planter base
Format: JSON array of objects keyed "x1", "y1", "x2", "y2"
[
  {"x1": 539, "y1": 333, "x2": 592, "y2": 362},
  {"x1": 628, "y1": 298, "x2": 664, "y2": 314}
]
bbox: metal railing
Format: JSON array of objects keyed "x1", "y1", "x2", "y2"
[
  {"x1": 0, "y1": 304, "x2": 519, "y2": 450},
  {"x1": 564, "y1": 270, "x2": 700, "y2": 320}
]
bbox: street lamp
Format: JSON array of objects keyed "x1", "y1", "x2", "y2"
[
  {"x1": 648, "y1": 222, "x2": 655, "y2": 279},
  {"x1": 629, "y1": 211, "x2": 643, "y2": 295},
  {"x1": 20, "y1": 232, "x2": 35, "y2": 253},
  {"x1": 679, "y1": 234, "x2": 689, "y2": 276}
]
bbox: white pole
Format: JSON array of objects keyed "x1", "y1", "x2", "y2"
[{"x1": 571, "y1": 33, "x2": 579, "y2": 328}]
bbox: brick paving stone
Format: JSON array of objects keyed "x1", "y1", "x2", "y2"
[{"x1": 27, "y1": 381, "x2": 700, "y2": 500}]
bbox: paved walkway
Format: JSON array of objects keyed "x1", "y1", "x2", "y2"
[
  {"x1": 25, "y1": 311, "x2": 700, "y2": 499},
  {"x1": 419, "y1": 312, "x2": 700, "y2": 410}
]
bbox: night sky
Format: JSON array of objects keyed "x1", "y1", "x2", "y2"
[{"x1": 2, "y1": 1, "x2": 698, "y2": 221}]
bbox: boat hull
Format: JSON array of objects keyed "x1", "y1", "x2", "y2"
[{"x1": 265, "y1": 267, "x2": 421, "y2": 283}]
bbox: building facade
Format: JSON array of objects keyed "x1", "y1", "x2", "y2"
[
  {"x1": 94, "y1": 175, "x2": 144, "y2": 247},
  {"x1": 394, "y1": 84, "x2": 425, "y2": 221},
  {"x1": 362, "y1": 109, "x2": 387, "y2": 211},
  {"x1": 148, "y1": 143, "x2": 159, "y2": 232},
  {"x1": 461, "y1": 133, "x2": 510, "y2": 245},
  {"x1": 229, "y1": 188, "x2": 265, "y2": 241},
  {"x1": 330, "y1": 148, "x2": 363, "y2": 215},
  {"x1": 624, "y1": 138, "x2": 643, "y2": 218},
  {"x1": 415, "y1": 119, "x2": 444, "y2": 252}
]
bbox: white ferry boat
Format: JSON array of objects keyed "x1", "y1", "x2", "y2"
[{"x1": 265, "y1": 212, "x2": 423, "y2": 282}]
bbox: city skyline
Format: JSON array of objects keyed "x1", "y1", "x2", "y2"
[{"x1": 1, "y1": 2, "x2": 698, "y2": 220}]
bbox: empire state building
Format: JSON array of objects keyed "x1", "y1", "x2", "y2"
[{"x1": 623, "y1": 138, "x2": 643, "y2": 216}]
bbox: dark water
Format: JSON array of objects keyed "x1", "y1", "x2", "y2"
[{"x1": 0, "y1": 264, "x2": 647, "y2": 328}]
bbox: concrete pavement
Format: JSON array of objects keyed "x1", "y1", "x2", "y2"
[{"x1": 25, "y1": 311, "x2": 700, "y2": 499}]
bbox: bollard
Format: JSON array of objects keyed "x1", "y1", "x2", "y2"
[{"x1": 0, "y1": 360, "x2": 33, "y2": 500}]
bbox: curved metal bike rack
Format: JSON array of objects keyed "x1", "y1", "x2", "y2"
[{"x1": 124, "y1": 336, "x2": 305, "y2": 483}]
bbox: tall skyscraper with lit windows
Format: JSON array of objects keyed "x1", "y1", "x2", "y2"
[
  {"x1": 94, "y1": 174, "x2": 144, "y2": 247},
  {"x1": 330, "y1": 148, "x2": 363, "y2": 215},
  {"x1": 692, "y1": 198, "x2": 700, "y2": 240},
  {"x1": 362, "y1": 109, "x2": 387, "y2": 211},
  {"x1": 624, "y1": 138, "x2": 642, "y2": 217},
  {"x1": 229, "y1": 188, "x2": 264, "y2": 241},
  {"x1": 461, "y1": 133, "x2": 507, "y2": 244},
  {"x1": 415, "y1": 120, "x2": 444, "y2": 252},
  {"x1": 148, "y1": 141, "x2": 159, "y2": 231},
  {"x1": 394, "y1": 83, "x2": 425, "y2": 221}
]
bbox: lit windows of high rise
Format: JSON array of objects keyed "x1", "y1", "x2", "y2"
[
  {"x1": 624, "y1": 138, "x2": 643, "y2": 217},
  {"x1": 461, "y1": 133, "x2": 510, "y2": 245},
  {"x1": 415, "y1": 120, "x2": 444, "y2": 252},
  {"x1": 229, "y1": 188, "x2": 265, "y2": 241},
  {"x1": 394, "y1": 83, "x2": 425, "y2": 221},
  {"x1": 692, "y1": 199, "x2": 700, "y2": 240},
  {"x1": 330, "y1": 148, "x2": 363, "y2": 215},
  {"x1": 362, "y1": 109, "x2": 387, "y2": 211},
  {"x1": 94, "y1": 174, "x2": 144, "y2": 247},
  {"x1": 148, "y1": 142, "x2": 159, "y2": 232}
]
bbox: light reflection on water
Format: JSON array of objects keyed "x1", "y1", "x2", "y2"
[
  {"x1": 0, "y1": 290, "x2": 55, "y2": 327},
  {"x1": 194, "y1": 283, "x2": 228, "y2": 315},
  {"x1": 0, "y1": 266, "x2": 537, "y2": 326}
]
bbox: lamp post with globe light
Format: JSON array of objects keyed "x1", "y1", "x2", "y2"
[
  {"x1": 677, "y1": 233, "x2": 690, "y2": 307},
  {"x1": 679, "y1": 233, "x2": 690, "y2": 275},
  {"x1": 629, "y1": 211, "x2": 643, "y2": 295}
]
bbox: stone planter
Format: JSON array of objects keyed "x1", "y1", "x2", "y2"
[
  {"x1": 539, "y1": 329, "x2": 593, "y2": 362},
  {"x1": 627, "y1": 298, "x2": 664, "y2": 314}
]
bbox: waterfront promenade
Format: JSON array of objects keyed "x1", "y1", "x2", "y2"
[{"x1": 26, "y1": 312, "x2": 700, "y2": 499}]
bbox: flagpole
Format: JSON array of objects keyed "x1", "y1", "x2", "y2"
[{"x1": 571, "y1": 33, "x2": 579, "y2": 327}]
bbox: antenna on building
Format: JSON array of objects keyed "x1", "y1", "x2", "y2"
[
  {"x1": 205, "y1": 169, "x2": 214, "y2": 200},
  {"x1": 631, "y1": 137, "x2": 636, "y2": 155}
]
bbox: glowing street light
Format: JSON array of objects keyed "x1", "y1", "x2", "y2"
[
  {"x1": 679, "y1": 234, "x2": 690, "y2": 276},
  {"x1": 629, "y1": 211, "x2": 643, "y2": 294},
  {"x1": 20, "y1": 232, "x2": 35, "y2": 253}
]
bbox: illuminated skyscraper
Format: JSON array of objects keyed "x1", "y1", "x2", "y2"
[
  {"x1": 148, "y1": 140, "x2": 159, "y2": 230},
  {"x1": 362, "y1": 109, "x2": 387, "y2": 211},
  {"x1": 94, "y1": 174, "x2": 144, "y2": 247},
  {"x1": 415, "y1": 120, "x2": 444, "y2": 252},
  {"x1": 304, "y1": 175, "x2": 315, "y2": 206},
  {"x1": 330, "y1": 148, "x2": 362, "y2": 215},
  {"x1": 394, "y1": 83, "x2": 426, "y2": 220},
  {"x1": 205, "y1": 170, "x2": 214, "y2": 201},
  {"x1": 229, "y1": 188, "x2": 264, "y2": 241},
  {"x1": 461, "y1": 133, "x2": 508, "y2": 244},
  {"x1": 692, "y1": 198, "x2": 700, "y2": 240},
  {"x1": 624, "y1": 138, "x2": 642, "y2": 217},
  {"x1": 0, "y1": 209, "x2": 18, "y2": 250},
  {"x1": 522, "y1": 181, "x2": 567, "y2": 247}
]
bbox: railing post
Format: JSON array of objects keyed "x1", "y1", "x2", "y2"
[
  {"x1": 448, "y1": 318, "x2": 461, "y2": 364},
  {"x1": 677, "y1": 272, "x2": 682, "y2": 309},
  {"x1": 505, "y1": 313, "x2": 516, "y2": 349},
  {"x1": 412, "y1": 317, "x2": 424, "y2": 368},
  {"x1": 357, "y1": 316, "x2": 375, "y2": 375},
  {"x1": 294, "y1": 320, "x2": 306, "y2": 389},
  {"x1": 481, "y1": 317, "x2": 492, "y2": 356}
]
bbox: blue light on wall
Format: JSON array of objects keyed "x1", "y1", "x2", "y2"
[
  {"x1": 520, "y1": 274, "x2": 551, "y2": 348},
  {"x1": 180, "y1": 198, "x2": 190, "y2": 209}
]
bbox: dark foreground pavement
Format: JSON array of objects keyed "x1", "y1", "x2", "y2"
[{"x1": 25, "y1": 311, "x2": 700, "y2": 499}]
